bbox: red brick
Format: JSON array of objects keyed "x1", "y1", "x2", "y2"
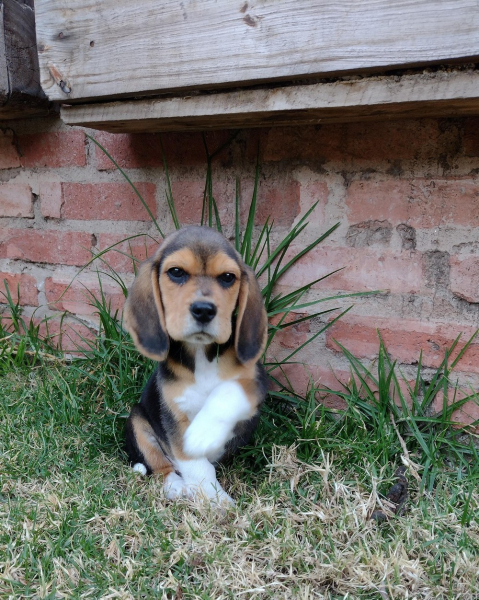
[
  {"x1": 1, "y1": 313, "x2": 96, "y2": 353},
  {"x1": 36, "y1": 318, "x2": 97, "y2": 353},
  {"x1": 269, "y1": 311, "x2": 309, "y2": 350},
  {"x1": 61, "y1": 182, "x2": 157, "y2": 221},
  {"x1": 45, "y1": 276, "x2": 125, "y2": 316},
  {"x1": 450, "y1": 256, "x2": 479, "y2": 303},
  {"x1": 0, "y1": 272, "x2": 38, "y2": 306},
  {"x1": 94, "y1": 130, "x2": 232, "y2": 170},
  {"x1": 0, "y1": 229, "x2": 93, "y2": 266},
  {"x1": 161, "y1": 131, "x2": 232, "y2": 166},
  {"x1": 463, "y1": 117, "x2": 479, "y2": 157},
  {"x1": 280, "y1": 246, "x2": 425, "y2": 294},
  {"x1": 18, "y1": 131, "x2": 86, "y2": 168},
  {"x1": 433, "y1": 388, "x2": 479, "y2": 430},
  {"x1": 240, "y1": 178, "x2": 301, "y2": 227},
  {"x1": 0, "y1": 183, "x2": 33, "y2": 217},
  {"x1": 326, "y1": 315, "x2": 479, "y2": 374},
  {"x1": 299, "y1": 180, "x2": 328, "y2": 223},
  {"x1": 96, "y1": 233, "x2": 160, "y2": 273},
  {"x1": 171, "y1": 180, "x2": 234, "y2": 227},
  {"x1": 347, "y1": 178, "x2": 479, "y2": 228},
  {"x1": 263, "y1": 120, "x2": 440, "y2": 162},
  {"x1": 94, "y1": 132, "x2": 162, "y2": 170},
  {"x1": 0, "y1": 129, "x2": 21, "y2": 168},
  {"x1": 272, "y1": 363, "x2": 350, "y2": 409},
  {"x1": 171, "y1": 176, "x2": 300, "y2": 228},
  {"x1": 39, "y1": 182, "x2": 63, "y2": 218}
]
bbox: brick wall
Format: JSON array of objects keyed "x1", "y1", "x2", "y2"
[{"x1": 1, "y1": 115, "x2": 479, "y2": 425}]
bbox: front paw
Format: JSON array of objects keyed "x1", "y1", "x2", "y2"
[{"x1": 183, "y1": 417, "x2": 230, "y2": 459}]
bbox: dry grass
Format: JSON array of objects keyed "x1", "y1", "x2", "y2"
[
  {"x1": 1, "y1": 427, "x2": 478, "y2": 600},
  {"x1": 1, "y1": 306, "x2": 478, "y2": 599}
]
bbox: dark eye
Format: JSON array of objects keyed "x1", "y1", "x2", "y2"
[
  {"x1": 218, "y1": 272, "x2": 236, "y2": 287},
  {"x1": 167, "y1": 267, "x2": 188, "y2": 283}
]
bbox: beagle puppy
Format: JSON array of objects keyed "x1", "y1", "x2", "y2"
[{"x1": 123, "y1": 226, "x2": 268, "y2": 504}]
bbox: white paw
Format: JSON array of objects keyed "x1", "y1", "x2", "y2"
[
  {"x1": 132, "y1": 463, "x2": 147, "y2": 476},
  {"x1": 190, "y1": 481, "x2": 235, "y2": 507},
  {"x1": 183, "y1": 417, "x2": 230, "y2": 459},
  {"x1": 163, "y1": 472, "x2": 193, "y2": 500}
]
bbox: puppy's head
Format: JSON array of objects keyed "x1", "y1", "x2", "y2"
[{"x1": 124, "y1": 226, "x2": 267, "y2": 364}]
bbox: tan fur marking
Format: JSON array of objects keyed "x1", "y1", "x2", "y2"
[
  {"x1": 130, "y1": 413, "x2": 174, "y2": 477},
  {"x1": 162, "y1": 248, "x2": 202, "y2": 275},
  {"x1": 205, "y1": 254, "x2": 241, "y2": 279},
  {"x1": 160, "y1": 249, "x2": 242, "y2": 344}
]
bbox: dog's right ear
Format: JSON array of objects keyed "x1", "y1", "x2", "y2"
[{"x1": 123, "y1": 256, "x2": 169, "y2": 361}]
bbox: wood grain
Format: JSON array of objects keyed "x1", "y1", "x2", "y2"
[
  {"x1": 0, "y1": 0, "x2": 50, "y2": 119},
  {"x1": 36, "y1": 0, "x2": 479, "y2": 103},
  {"x1": 61, "y1": 69, "x2": 479, "y2": 133}
]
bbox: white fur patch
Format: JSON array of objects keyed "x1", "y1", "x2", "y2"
[
  {"x1": 132, "y1": 463, "x2": 147, "y2": 476},
  {"x1": 174, "y1": 347, "x2": 222, "y2": 420},
  {"x1": 175, "y1": 458, "x2": 234, "y2": 506},
  {"x1": 183, "y1": 380, "x2": 251, "y2": 460},
  {"x1": 163, "y1": 472, "x2": 191, "y2": 500}
]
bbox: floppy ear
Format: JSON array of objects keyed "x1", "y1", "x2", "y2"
[
  {"x1": 123, "y1": 256, "x2": 169, "y2": 361},
  {"x1": 235, "y1": 265, "x2": 268, "y2": 364}
]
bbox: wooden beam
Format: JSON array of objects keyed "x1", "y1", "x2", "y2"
[
  {"x1": 61, "y1": 69, "x2": 479, "y2": 133},
  {"x1": 0, "y1": 0, "x2": 50, "y2": 119},
  {"x1": 36, "y1": 0, "x2": 479, "y2": 104}
]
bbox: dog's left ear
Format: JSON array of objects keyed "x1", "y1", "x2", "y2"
[
  {"x1": 123, "y1": 254, "x2": 169, "y2": 362},
  {"x1": 235, "y1": 265, "x2": 268, "y2": 364}
]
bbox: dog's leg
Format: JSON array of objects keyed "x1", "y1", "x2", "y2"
[
  {"x1": 126, "y1": 406, "x2": 186, "y2": 497},
  {"x1": 174, "y1": 457, "x2": 234, "y2": 506},
  {"x1": 183, "y1": 380, "x2": 253, "y2": 460}
]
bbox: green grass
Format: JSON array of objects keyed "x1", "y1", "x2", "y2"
[{"x1": 0, "y1": 303, "x2": 478, "y2": 598}]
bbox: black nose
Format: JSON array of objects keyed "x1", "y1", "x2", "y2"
[{"x1": 190, "y1": 301, "x2": 217, "y2": 324}]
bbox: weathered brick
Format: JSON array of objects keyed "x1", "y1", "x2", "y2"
[
  {"x1": 18, "y1": 131, "x2": 86, "y2": 168},
  {"x1": 240, "y1": 178, "x2": 301, "y2": 226},
  {"x1": 0, "y1": 183, "x2": 33, "y2": 217},
  {"x1": 45, "y1": 276, "x2": 125, "y2": 315},
  {"x1": 450, "y1": 256, "x2": 479, "y2": 303},
  {"x1": 280, "y1": 246, "x2": 425, "y2": 294},
  {"x1": 171, "y1": 180, "x2": 233, "y2": 227},
  {"x1": 94, "y1": 130, "x2": 232, "y2": 170},
  {"x1": 299, "y1": 180, "x2": 328, "y2": 224},
  {"x1": 347, "y1": 178, "x2": 479, "y2": 228},
  {"x1": 269, "y1": 311, "x2": 309, "y2": 350},
  {"x1": 346, "y1": 220, "x2": 392, "y2": 248},
  {"x1": 94, "y1": 132, "x2": 162, "y2": 170},
  {"x1": 62, "y1": 182, "x2": 157, "y2": 221},
  {"x1": 326, "y1": 315, "x2": 479, "y2": 373},
  {"x1": 171, "y1": 177, "x2": 301, "y2": 228},
  {"x1": 463, "y1": 117, "x2": 479, "y2": 157},
  {"x1": 96, "y1": 233, "x2": 160, "y2": 273},
  {"x1": 0, "y1": 129, "x2": 21, "y2": 169},
  {"x1": 1, "y1": 313, "x2": 96, "y2": 352},
  {"x1": 39, "y1": 182, "x2": 63, "y2": 218},
  {"x1": 263, "y1": 120, "x2": 440, "y2": 162},
  {"x1": 0, "y1": 272, "x2": 38, "y2": 306},
  {"x1": 272, "y1": 363, "x2": 350, "y2": 409},
  {"x1": 0, "y1": 229, "x2": 93, "y2": 266},
  {"x1": 433, "y1": 387, "x2": 479, "y2": 429},
  {"x1": 161, "y1": 131, "x2": 232, "y2": 166},
  {"x1": 36, "y1": 318, "x2": 97, "y2": 353}
]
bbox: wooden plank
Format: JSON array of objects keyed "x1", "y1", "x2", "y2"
[
  {"x1": 0, "y1": 0, "x2": 50, "y2": 119},
  {"x1": 61, "y1": 69, "x2": 479, "y2": 133},
  {"x1": 36, "y1": 0, "x2": 479, "y2": 103}
]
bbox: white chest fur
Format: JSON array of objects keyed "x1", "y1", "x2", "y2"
[{"x1": 174, "y1": 348, "x2": 222, "y2": 420}]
